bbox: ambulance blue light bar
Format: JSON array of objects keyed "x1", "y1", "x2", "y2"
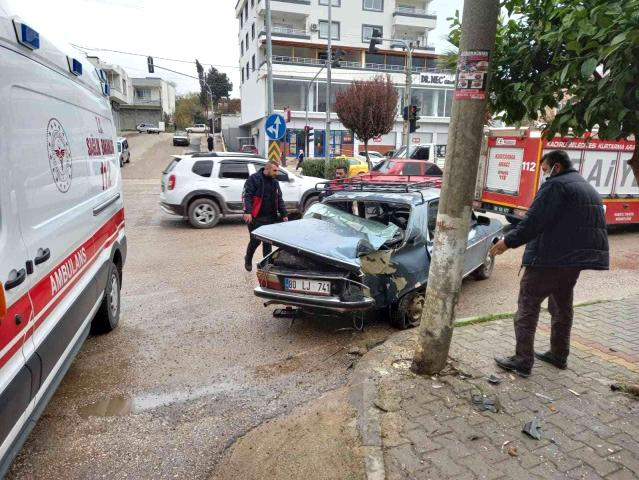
[
  {"x1": 13, "y1": 21, "x2": 40, "y2": 50},
  {"x1": 67, "y1": 57, "x2": 83, "y2": 76}
]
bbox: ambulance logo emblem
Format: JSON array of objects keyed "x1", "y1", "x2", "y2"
[{"x1": 47, "y1": 118, "x2": 73, "y2": 193}]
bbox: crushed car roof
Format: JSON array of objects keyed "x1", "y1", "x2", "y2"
[{"x1": 325, "y1": 188, "x2": 440, "y2": 206}]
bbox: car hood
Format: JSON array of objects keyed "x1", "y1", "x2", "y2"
[{"x1": 252, "y1": 218, "x2": 390, "y2": 270}]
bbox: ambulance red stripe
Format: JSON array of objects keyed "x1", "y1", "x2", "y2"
[{"x1": 0, "y1": 208, "x2": 125, "y2": 370}]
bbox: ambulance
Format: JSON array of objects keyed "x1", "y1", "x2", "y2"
[
  {"x1": 474, "y1": 128, "x2": 639, "y2": 226},
  {"x1": 0, "y1": 3, "x2": 126, "y2": 474}
]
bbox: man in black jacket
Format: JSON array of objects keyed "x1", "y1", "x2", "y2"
[
  {"x1": 242, "y1": 160, "x2": 288, "y2": 271},
  {"x1": 490, "y1": 150, "x2": 609, "y2": 377}
]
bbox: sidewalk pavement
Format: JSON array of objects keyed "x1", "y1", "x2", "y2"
[{"x1": 349, "y1": 297, "x2": 639, "y2": 480}]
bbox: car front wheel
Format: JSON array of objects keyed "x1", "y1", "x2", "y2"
[
  {"x1": 473, "y1": 249, "x2": 495, "y2": 280},
  {"x1": 188, "y1": 198, "x2": 220, "y2": 229},
  {"x1": 391, "y1": 290, "x2": 425, "y2": 330},
  {"x1": 303, "y1": 194, "x2": 319, "y2": 212}
]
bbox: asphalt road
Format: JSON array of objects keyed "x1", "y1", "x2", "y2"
[{"x1": 8, "y1": 133, "x2": 639, "y2": 479}]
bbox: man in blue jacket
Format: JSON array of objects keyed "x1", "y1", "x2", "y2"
[
  {"x1": 242, "y1": 160, "x2": 288, "y2": 271},
  {"x1": 490, "y1": 150, "x2": 609, "y2": 377}
]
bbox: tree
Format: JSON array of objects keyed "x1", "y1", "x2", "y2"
[
  {"x1": 195, "y1": 59, "x2": 233, "y2": 110},
  {"x1": 174, "y1": 93, "x2": 205, "y2": 129},
  {"x1": 334, "y1": 76, "x2": 398, "y2": 163},
  {"x1": 217, "y1": 98, "x2": 241, "y2": 115},
  {"x1": 444, "y1": 0, "x2": 639, "y2": 183}
]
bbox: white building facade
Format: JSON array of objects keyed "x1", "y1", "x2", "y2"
[{"x1": 236, "y1": 0, "x2": 454, "y2": 158}]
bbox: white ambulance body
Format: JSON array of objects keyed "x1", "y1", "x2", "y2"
[{"x1": 0, "y1": 2, "x2": 126, "y2": 474}]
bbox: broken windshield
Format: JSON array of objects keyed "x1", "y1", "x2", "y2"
[{"x1": 303, "y1": 203, "x2": 401, "y2": 246}]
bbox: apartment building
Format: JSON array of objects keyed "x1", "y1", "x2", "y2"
[
  {"x1": 235, "y1": 0, "x2": 454, "y2": 157},
  {"x1": 88, "y1": 56, "x2": 177, "y2": 132}
]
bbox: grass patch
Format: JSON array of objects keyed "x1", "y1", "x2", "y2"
[{"x1": 455, "y1": 298, "x2": 616, "y2": 328}]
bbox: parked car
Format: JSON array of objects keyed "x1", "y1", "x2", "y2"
[
  {"x1": 117, "y1": 137, "x2": 130, "y2": 166},
  {"x1": 0, "y1": 6, "x2": 126, "y2": 474},
  {"x1": 136, "y1": 123, "x2": 158, "y2": 133},
  {"x1": 173, "y1": 130, "x2": 190, "y2": 146},
  {"x1": 146, "y1": 125, "x2": 160, "y2": 134},
  {"x1": 253, "y1": 182, "x2": 502, "y2": 329},
  {"x1": 187, "y1": 123, "x2": 209, "y2": 134},
  {"x1": 240, "y1": 144, "x2": 259, "y2": 154},
  {"x1": 372, "y1": 159, "x2": 443, "y2": 176},
  {"x1": 159, "y1": 153, "x2": 327, "y2": 228},
  {"x1": 359, "y1": 151, "x2": 385, "y2": 159},
  {"x1": 334, "y1": 155, "x2": 370, "y2": 177},
  {"x1": 383, "y1": 149, "x2": 396, "y2": 158}
]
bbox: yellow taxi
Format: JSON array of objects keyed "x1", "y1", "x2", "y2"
[{"x1": 335, "y1": 155, "x2": 370, "y2": 177}]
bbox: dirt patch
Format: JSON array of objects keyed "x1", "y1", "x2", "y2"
[{"x1": 212, "y1": 387, "x2": 364, "y2": 480}]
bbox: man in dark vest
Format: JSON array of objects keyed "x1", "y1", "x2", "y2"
[
  {"x1": 490, "y1": 150, "x2": 609, "y2": 377},
  {"x1": 242, "y1": 160, "x2": 288, "y2": 271}
]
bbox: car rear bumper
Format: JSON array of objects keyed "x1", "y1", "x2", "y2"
[
  {"x1": 160, "y1": 202, "x2": 185, "y2": 216},
  {"x1": 254, "y1": 286, "x2": 374, "y2": 313}
]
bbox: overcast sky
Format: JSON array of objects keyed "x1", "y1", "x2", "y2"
[{"x1": 7, "y1": 0, "x2": 462, "y2": 97}]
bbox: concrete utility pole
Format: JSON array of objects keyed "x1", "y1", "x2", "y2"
[
  {"x1": 412, "y1": 0, "x2": 500, "y2": 375},
  {"x1": 325, "y1": 0, "x2": 332, "y2": 162},
  {"x1": 402, "y1": 46, "x2": 413, "y2": 148},
  {"x1": 265, "y1": 0, "x2": 274, "y2": 115}
]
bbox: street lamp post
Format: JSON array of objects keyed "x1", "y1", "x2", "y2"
[{"x1": 305, "y1": 64, "x2": 326, "y2": 155}]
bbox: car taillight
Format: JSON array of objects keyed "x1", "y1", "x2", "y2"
[
  {"x1": 168, "y1": 174, "x2": 176, "y2": 190},
  {"x1": 256, "y1": 271, "x2": 282, "y2": 290}
]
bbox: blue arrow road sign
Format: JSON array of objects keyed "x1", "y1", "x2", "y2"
[{"x1": 265, "y1": 113, "x2": 286, "y2": 141}]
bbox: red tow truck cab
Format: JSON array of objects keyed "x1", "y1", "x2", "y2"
[{"x1": 474, "y1": 128, "x2": 639, "y2": 226}]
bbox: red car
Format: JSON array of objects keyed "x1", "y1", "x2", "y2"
[
  {"x1": 370, "y1": 158, "x2": 443, "y2": 177},
  {"x1": 240, "y1": 145, "x2": 259, "y2": 154}
]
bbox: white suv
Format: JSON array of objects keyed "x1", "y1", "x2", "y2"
[
  {"x1": 187, "y1": 124, "x2": 209, "y2": 133},
  {"x1": 160, "y1": 154, "x2": 326, "y2": 228}
]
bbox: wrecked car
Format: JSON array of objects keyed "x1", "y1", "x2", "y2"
[{"x1": 252, "y1": 183, "x2": 503, "y2": 329}]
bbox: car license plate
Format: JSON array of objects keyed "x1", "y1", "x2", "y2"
[{"x1": 284, "y1": 278, "x2": 331, "y2": 296}]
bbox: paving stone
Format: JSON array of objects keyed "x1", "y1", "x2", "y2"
[
  {"x1": 425, "y1": 449, "x2": 471, "y2": 477},
  {"x1": 606, "y1": 450, "x2": 639, "y2": 475},
  {"x1": 457, "y1": 455, "x2": 504, "y2": 480},
  {"x1": 605, "y1": 467, "x2": 639, "y2": 480},
  {"x1": 405, "y1": 428, "x2": 441, "y2": 456},
  {"x1": 386, "y1": 444, "x2": 424, "y2": 476},
  {"x1": 565, "y1": 464, "x2": 606, "y2": 479},
  {"x1": 569, "y1": 447, "x2": 621, "y2": 477}
]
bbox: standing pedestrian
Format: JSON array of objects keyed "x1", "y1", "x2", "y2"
[
  {"x1": 296, "y1": 148, "x2": 305, "y2": 171},
  {"x1": 242, "y1": 160, "x2": 288, "y2": 271},
  {"x1": 207, "y1": 135, "x2": 214, "y2": 152},
  {"x1": 490, "y1": 150, "x2": 609, "y2": 377},
  {"x1": 319, "y1": 166, "x2": 349, "y2": 212},
  {"x1": 316, "y1": 142, "x2": 322, "y2": 157}
]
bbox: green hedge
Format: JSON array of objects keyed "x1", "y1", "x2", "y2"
[{"x1": 301, "y1": 158, "x2": 349, "y2": 179}]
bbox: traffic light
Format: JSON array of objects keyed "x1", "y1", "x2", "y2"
[
  {"x1": 403, "y1": 106, "x2": 409, "y2": 121},
  {"x1": 305, "y1": 125, "x2": 314, "y2": 143},
  {"x1": 409, "y1": 105, "x2": 420, "y2": 133},
  {"x1": 331, "y1": 48, "x2": 345, "y2": 68},
  {"x1": 147, "y1": 56, "x2": 154, "y2": 73},
  {"x1": 368, "y1": 28, "x2": 382, "y2": 54}
]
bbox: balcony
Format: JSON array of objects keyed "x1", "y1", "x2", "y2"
[
  {"x1": 260, "y1": 24, "x2": 310, "y2": 40},
  {"x1": 272, "y1": 55, "x2": 451, "y2": 75},
  {"x1": 393, "y1": 6, "x2": 437, "y2": 31},
  {"x1": 257, "y1": 0, "x2": 310, "y2": 17}
]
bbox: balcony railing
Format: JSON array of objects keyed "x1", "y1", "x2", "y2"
[
  {"x1": 272, "y1": 25, "x2": 308, "y2": 36},
  {"x1": 394, "y1": 6, "x2": 437, "y2": 18},
  {"x1": 272, "y1": 55, "x2": 452, "y2": 75}
]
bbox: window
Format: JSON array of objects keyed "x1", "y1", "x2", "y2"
[
  {"x1": 363, "y1": 0, "x2": 383, "y2": 11},
  {"x1": 319, "y1": 20, "x2": 340, "y2": 40},
  {"x1": 240, "y1": 40, "x2": 244, "y2": 56},
  {"x1": 219, "y1": 162, "x2": 249, "y2": 179},
  {"x1": 362, "y1": 25, "x2": 382, "y2": 42},
  {"x1": 274, "y1": 79, "x2": 306, "y2": 110},
  {"x1": 319, "y1": 0, "x2": 340, "y2": 5},
  {"x1": 245, "y1": 33, "x2": 249, "y2": 48},
  {"x1": 251, "y1": 23, "x2": 255, "y2": 39},
  {"x1": 246, "y1": 62, "x2": 250, "y2": 80},
  {"x1": 241, "y1": 69, "x2": 244, "y2": 83},
  {"x1": 244, "y1": 2, "x2": 248, "y2": 20},
  {"x1": 192, "y1": 160, "x2": 213, "y2": 178},
  {"x1": 251, "y1": 0, "x2": 254, "y2": 6},
  {"x1": 252, "y1": 54, "x2": 256, "y2": 71},
  {"x1": 240, "y1": 16, "x2": 243, "y2": 28},
  {"x1": 365, "y1": 52, "x2": 384, "y2": 65},
  {"x1": 427, "y1": 200, "x2": 439, "y2": 238},
  {"x1": 276, "y1": 170, "x2": 289, "y2": 182},
  {"x1": 135, "y1": 88, "x2": 152, "y2": 100}
]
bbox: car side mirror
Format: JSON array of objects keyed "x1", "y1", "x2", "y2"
[{"x1": 476, "y1": 215, "x2": 490, "y2": 226}]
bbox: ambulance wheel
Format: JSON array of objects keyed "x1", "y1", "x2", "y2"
[
  {"x1": 92, "y1": 261, "x2": 120, "y2": 334},
  {"x1": 473, "y1": 250, "x2": 495, "y2": 280},
  {"x1": 188, "y1": 198, "x2": 220, "y2": 228},
  {"x1": 391, "y1": 291, "x2": 424, "y2": 330}
]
